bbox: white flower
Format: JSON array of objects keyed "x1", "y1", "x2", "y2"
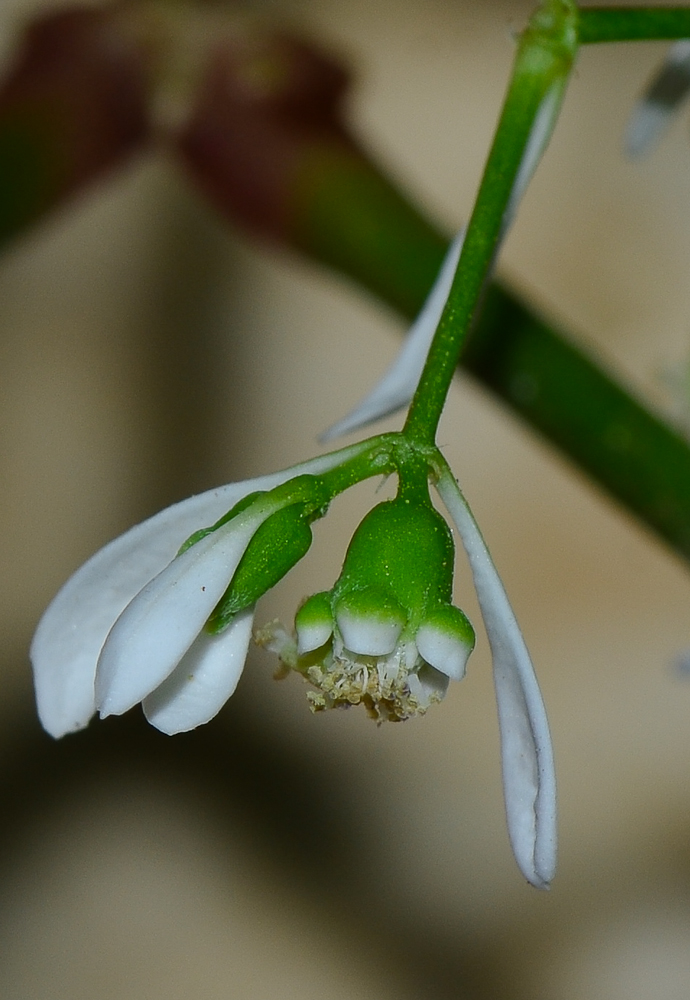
[
  {"x1": 259, "y1": 464, "x2": 556, "y2": 888},
  {"x1": 31, "y1": 443, "x2": 373, "y2": 738},
  {"x1": 261, "y1": 586, "x2": 474, "y2": 724}
]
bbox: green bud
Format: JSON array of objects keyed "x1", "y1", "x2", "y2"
[
  {"x1": 333, "y1": 497, "x2": 455, "y2": 629},
  {"x1": 206, "y1": 503, "x2": 313, "y2": 633},
  {"x1": 295, "y1": 591, "x2": 333, "y2": 654},
  {"x1": 263, "y1": 492, "x2": 477, "y2": 723}
]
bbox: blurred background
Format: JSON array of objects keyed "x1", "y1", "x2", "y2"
[{"x1": 2, "y1": 0, "x2": 690, "y2": 997}]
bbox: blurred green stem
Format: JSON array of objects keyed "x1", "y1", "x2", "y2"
[{"x1": 578, "y1": 7, "x2": 690, "y2": 43}]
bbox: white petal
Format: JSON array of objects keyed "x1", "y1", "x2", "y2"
[
  {"x1": 505, "y1": 81, "x2": 564, "y2": 229},
  {"x1": 32, "y1": 443, "x2": 370, "y2": 738},
  {"x1": 407, "y1": 663, "x2": 450, "y2": 708},
  {"x1": 95, "y1": 506, "x2": 267, "y2": 718},
  {"x1": 436, "y1": 468, "x2": 556, "y2": 889},
  {"x1": 321, "y1": 232, "x2": 464, "y2": 441},
  {"x1": 142, "y1": 607, "x2": 254, "y2": 734},
  {"x1": 296, "y1": 620, "x2": 333, "y2": 655},
  {"x1": 416, "y1": 622, "x2": 470, "y2": 681},
  {"x1": 626, "y1": 40, "x2": 690, "y2": 157},
  {"x1": 31, "y1": 484, "x2": 254, "y2": 738},
  {"x1": 336, "y1": 612, "x2": 403, "y2": 656}
]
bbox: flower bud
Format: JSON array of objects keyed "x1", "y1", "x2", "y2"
[
  {"x1": 333, "y1": 497, "x2": 455, "y2": 625},
  {"x1": 295, "y1": 591, "x2": 333, "y2": 654},
  {"x1": 261, "y1": 494, "x2": 476, "y2": 721},
  {"x1": 193, "y1": 474, "x2": 328, "y2": 633}
]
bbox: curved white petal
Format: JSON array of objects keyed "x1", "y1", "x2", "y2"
[
  {"x1": 407, "y1": 663, "x2": 450, "y2": 708},
  {"x1": 95, "y1": 506, "x2": 267, "y2": 718},
  {"x1": 142, "y1": 607, "x2": 255, "y2": 734},
  {"x1": 626, "y1": 40, "x2": 690, "y2": 157},
  {"x1": 321, "y1": 232, "x2": 464, "y2": 441},
  {"x1": 416, "y1": 623, "x2": 470, "y2": 681},
  {"x1": 436, "y1": 468, "x2": 556, "y2": 889},
  {"x1": 505, "y1": 81, "x2": 564, "y2": 229},
  {"x1": 32, "y1": 443, "x2": 371, "y2": 738},
  {"x1": 336, "y1": 612, "x2": 403, "y2": 657}
]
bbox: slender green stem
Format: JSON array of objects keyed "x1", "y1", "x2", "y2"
[
  {"x1": 284, "y1": 5, "x2": 690, "y2": 564},
  {"x1": 316, "y1": 434, "x2": 398, "y2": 500},
  {"x1": 579, "y1": 7, "x2": 690, "y2": 44},
  {"x1": 403, "y1": 1, "x2": 578, "y2": 447}
]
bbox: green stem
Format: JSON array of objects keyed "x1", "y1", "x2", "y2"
[
  {"x1": 579, "y1": 7, "x2": 690, "y2": 44},
  {"x1": 396, "y1": 452, "x2": 433, "y2": 504},
  {"x1": 316, "y1": 433, "x2": 398, "y2": 500},
  {"x1": 403, "y1": 1, "x2": 577, "y2": 446}
]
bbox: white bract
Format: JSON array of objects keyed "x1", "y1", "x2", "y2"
[
  {"x1": 321, "y1": 231, "x2": 464, "y2": 441},
  {"x1": 31, "y1": 443, "x2": 372, "y2": 738},
  {"x1": 322, "y1": 88, "x2": 565, "y2": 447},
  {"x1": 435, "y1": 464, "x2": 556, "y2": 890}
]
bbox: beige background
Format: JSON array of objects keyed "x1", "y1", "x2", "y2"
[{"x1": 2, "y1": 1, "x2": 690, "y2": 997}]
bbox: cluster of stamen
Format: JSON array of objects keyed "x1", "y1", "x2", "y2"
[{"x1": 255, "y1": 622, "x2": 443, "y2": 722}]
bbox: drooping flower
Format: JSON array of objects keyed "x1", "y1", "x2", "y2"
[
  {"x1": 30, "y1": 442, "x2": 374, "y2": 738},
  {"x1": 259, "y1": 463, "x2": 556, "y2": 889},
  {"x1": 259, "y1": 490, "x2": 475, "y2": 722},
  {"x1": 31, "y1": 435, "x2": 556, "y2": 887}
]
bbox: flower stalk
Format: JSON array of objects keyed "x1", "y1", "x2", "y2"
[{"x1": 403, "y1": 0, "x2": 578, "y2": 446}]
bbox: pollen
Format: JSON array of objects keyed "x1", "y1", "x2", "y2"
[{"x1": 255, "y1": 621, "x2": 442, "y2": 723}]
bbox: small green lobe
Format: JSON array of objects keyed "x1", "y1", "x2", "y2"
[
  {"x1": 422, "y1": 604, "x2": 476, "y2": 650},
  {"x1": 296, "y1": 591, "x2": 333, "y2": 629}
]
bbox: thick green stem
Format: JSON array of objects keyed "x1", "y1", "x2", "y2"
[
  {"x1": 403, "y1": 1, "x2": 577, "y2": 446},
  {"x1": 465, "y1": 287, "x2": 690, "y2": 556},
  {"x1": 579, "y1": 7, "x2": 690, "y2": 44}
]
